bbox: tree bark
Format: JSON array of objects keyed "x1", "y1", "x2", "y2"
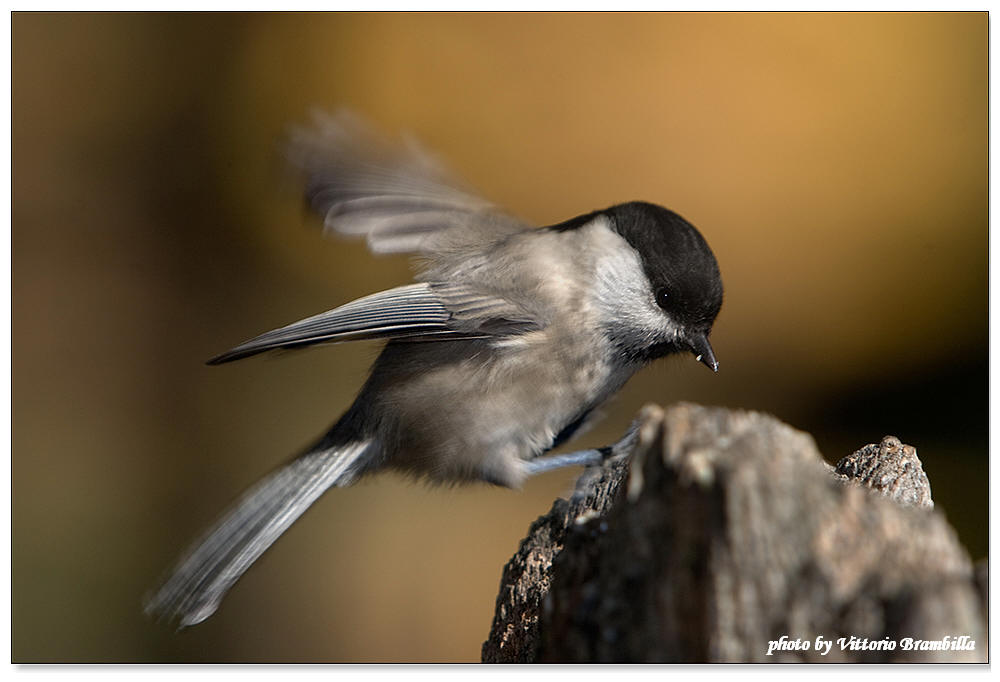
[{"x1": 482, "y1": 403, "x2": 987, "y2": 663}]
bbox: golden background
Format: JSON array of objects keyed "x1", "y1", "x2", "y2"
[{"x1": 13, "y1": 12, "x2": 987, "y2": 662}]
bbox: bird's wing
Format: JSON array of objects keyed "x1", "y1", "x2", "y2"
[
  {"x1": 207, "y1": 282, "x2": 540, "y2": 365},
  {"x1": 286, "y1": 110, "x2": 529, "y2": 255}
]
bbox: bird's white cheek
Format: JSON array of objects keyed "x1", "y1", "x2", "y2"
[{"x1": 592, "y1": 252, "x2": 670, "y2": 339}]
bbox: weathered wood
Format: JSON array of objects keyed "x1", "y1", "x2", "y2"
[
  {"x1": 482, "y1": 403, "x2": 986, "y2": 663},
  {"x1": 832, "y1": 435, "x2": 933, "y2": 509},
  {"x1": 480, "y1": 438, "x2": 631, "y2": 663}
]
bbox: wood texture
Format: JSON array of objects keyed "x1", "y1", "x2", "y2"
[{"x1": 483, "y1": 403, "x2": 986, "y2": 663}]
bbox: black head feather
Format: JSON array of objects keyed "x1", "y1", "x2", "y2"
[{"x1": 602, "y1": 201, "x2": 723, "y2": 332}]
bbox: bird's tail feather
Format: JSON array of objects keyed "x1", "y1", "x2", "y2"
[{"x1": 144, "y1": 439, "x2": 371, "y2": 628}]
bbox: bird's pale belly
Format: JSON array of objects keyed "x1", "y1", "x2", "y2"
[{"x1": 381, "y1": 341, "x2": 634, "y2": 487}]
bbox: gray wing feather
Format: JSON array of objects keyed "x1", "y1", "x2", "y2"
[
  {"x1": 287, "y1": 110, "x2": 527, "y2": 255},
  {"x1": 144, "y1": 441, "x2": 371, "y2": 628},
  {"x1": 208, "y1": 282, "x2": 539, "y2": 365}
]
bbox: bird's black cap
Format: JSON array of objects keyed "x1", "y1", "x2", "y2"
[
  {"x1": 549, "y1": 201, "x2": 723, "y2": 368},
  {"x1": 604, "y1": 201, "x2": 722, "y2": 332}
]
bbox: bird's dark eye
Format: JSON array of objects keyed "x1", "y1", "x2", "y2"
[{"x1": 655, "y1": 287, "x2": 670, "y2": 310}]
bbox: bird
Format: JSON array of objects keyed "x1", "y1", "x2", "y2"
[{"x1": 144, "y1": 111, "x2": 723, "y2": 628}]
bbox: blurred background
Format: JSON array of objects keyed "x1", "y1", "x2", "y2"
[{"x1": 12, "y1": 12, "x2": 987, "y2": 662}]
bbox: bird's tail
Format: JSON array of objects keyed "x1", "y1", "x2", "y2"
[{"x1": 143, "y1": 438, "x2": 372, "y2": 628}]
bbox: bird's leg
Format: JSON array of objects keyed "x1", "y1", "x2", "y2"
[
  {"x1": 522, "y1": 448, "x2": 609, "y2": 476},
  {"x1": 522, "y1": 423, "x2": 639, "y2": 477}
]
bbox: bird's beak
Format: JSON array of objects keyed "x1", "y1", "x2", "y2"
[{"x1": 689, "y1": 332, "x2": 719, "y2": 372}]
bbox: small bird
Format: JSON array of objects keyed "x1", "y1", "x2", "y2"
[{"x1": 145, "y1": 112, "x2": 723, "y2": 627}]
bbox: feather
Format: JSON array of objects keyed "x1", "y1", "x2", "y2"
[
  {"x1": 208, "y1": 282, "x2": 540, "y2": 365},
  {"x1": 286, "y1": 110, "x2": 527, "y2": 255},
  {"x1": 144, "y1": 440, "x2": 372, "y2": 627}
]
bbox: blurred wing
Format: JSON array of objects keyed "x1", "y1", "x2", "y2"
[
  {"x1": 208, "y1": 282, "x2": 540, "y2": 365},
  {"x1": 287, "y1": 110, "x2": 528, "y2": 255}
]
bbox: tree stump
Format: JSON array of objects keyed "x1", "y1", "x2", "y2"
[{"x1": 482, "y1": 403, "x2": 986, "y2": 663}]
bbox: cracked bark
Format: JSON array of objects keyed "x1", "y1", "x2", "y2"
[{"x1": 482, "y1": 403, "x2": 987, "y2": 663}]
